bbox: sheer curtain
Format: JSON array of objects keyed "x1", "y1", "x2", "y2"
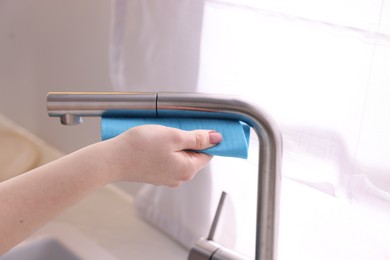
[{"x1": 111, "y1": 0, "x2": 390, "y2": 259}]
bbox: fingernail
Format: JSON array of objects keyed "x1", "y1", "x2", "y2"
[{"x1": 209, "y1": 132, "x2": 222, "y2": 144}]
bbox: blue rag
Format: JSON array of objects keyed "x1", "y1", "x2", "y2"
[{"x1": 101, "y1": 117, "x2": 250, "y2": 159}]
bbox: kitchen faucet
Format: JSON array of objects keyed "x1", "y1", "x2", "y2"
[{"x1": 47, "y1": 92, "x2": 282, "y2": 260}]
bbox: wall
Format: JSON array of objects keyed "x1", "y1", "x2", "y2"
[{"x1": 0, "y1": 0, "x2": 113, "y2": 153}]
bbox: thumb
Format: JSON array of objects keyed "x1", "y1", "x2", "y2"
[{"x1": 180, "y1": 130, "x2": 222, "y2": 151}]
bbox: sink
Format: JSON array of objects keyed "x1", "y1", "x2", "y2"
[
  {"x1": 0, "y1": 237, "x2": 81, "y2": 260},
  {"x1": 0, "y1": 223, "x2": 117, "y2": 260}
]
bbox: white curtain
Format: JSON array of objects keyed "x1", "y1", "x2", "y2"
[{"x1": 111, "y1": 0, "x2": 390, "y2": 259}]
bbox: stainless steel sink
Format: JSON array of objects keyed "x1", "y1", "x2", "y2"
[
  {"x1": 0, "y1": 223, "x2": 117, "y2": 260},
  {"x1": 0, "y1": 238, "x2": 81, "y2": 260}
]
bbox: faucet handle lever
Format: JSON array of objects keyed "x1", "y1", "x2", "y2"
[
  {"x1": 188, "y1": 192, "x2": 251, "y2": 260},
  {"x1": 208, "y1": 191, "x2": 227, "y2": 241}
]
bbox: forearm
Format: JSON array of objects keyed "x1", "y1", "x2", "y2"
[
  {"x1": 0, "y1": 126, "x2": 221, "y2": 255},
  {"x1": 0, "y1": 141, "x2": 114, "y2": 254}
]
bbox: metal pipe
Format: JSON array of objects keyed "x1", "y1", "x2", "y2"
[{"x1": 46, "y1": 92, "x2": 282, "y2": 260}]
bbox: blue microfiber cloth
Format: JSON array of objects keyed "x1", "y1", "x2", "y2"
[{"x1": 101, "y1": 117, "x2": 250, "y2": 159}]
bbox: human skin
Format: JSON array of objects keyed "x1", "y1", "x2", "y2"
[{"x1": 0, "y1": 125, "x2": 222, "y2": 254}]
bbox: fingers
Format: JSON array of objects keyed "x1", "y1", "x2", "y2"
[
  {"x1": 173, "y1": 129, "x2": 221, "y2": 185},
  {"x1": 179, "y1": 129, "x2": 222, "y2": 151},
  {"x1": 187, "y1": 152, "x2": 213, "y2": 171},
  {"x1": 176, "y1": 151, "x2": 213, "y2": 185}
]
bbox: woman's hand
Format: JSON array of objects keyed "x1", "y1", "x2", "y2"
[{"x1": 106, "y1": 125, "x2": 222, "y2": 187}]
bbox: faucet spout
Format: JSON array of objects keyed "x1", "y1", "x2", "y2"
[
  {"x1": 47, "y1": 92, "x2": 157, "y2": 125},
  {"x1": 60, "y1": 114, "x2": 82, "y2": 125}
]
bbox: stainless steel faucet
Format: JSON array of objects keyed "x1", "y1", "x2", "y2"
[{"x1": 47, "y1": 92, "x2": 282, "y2": 260}]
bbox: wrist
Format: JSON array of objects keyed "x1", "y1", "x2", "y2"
[{"x1": 97, "y1": 138, "x2": 135, "y2": 183}]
